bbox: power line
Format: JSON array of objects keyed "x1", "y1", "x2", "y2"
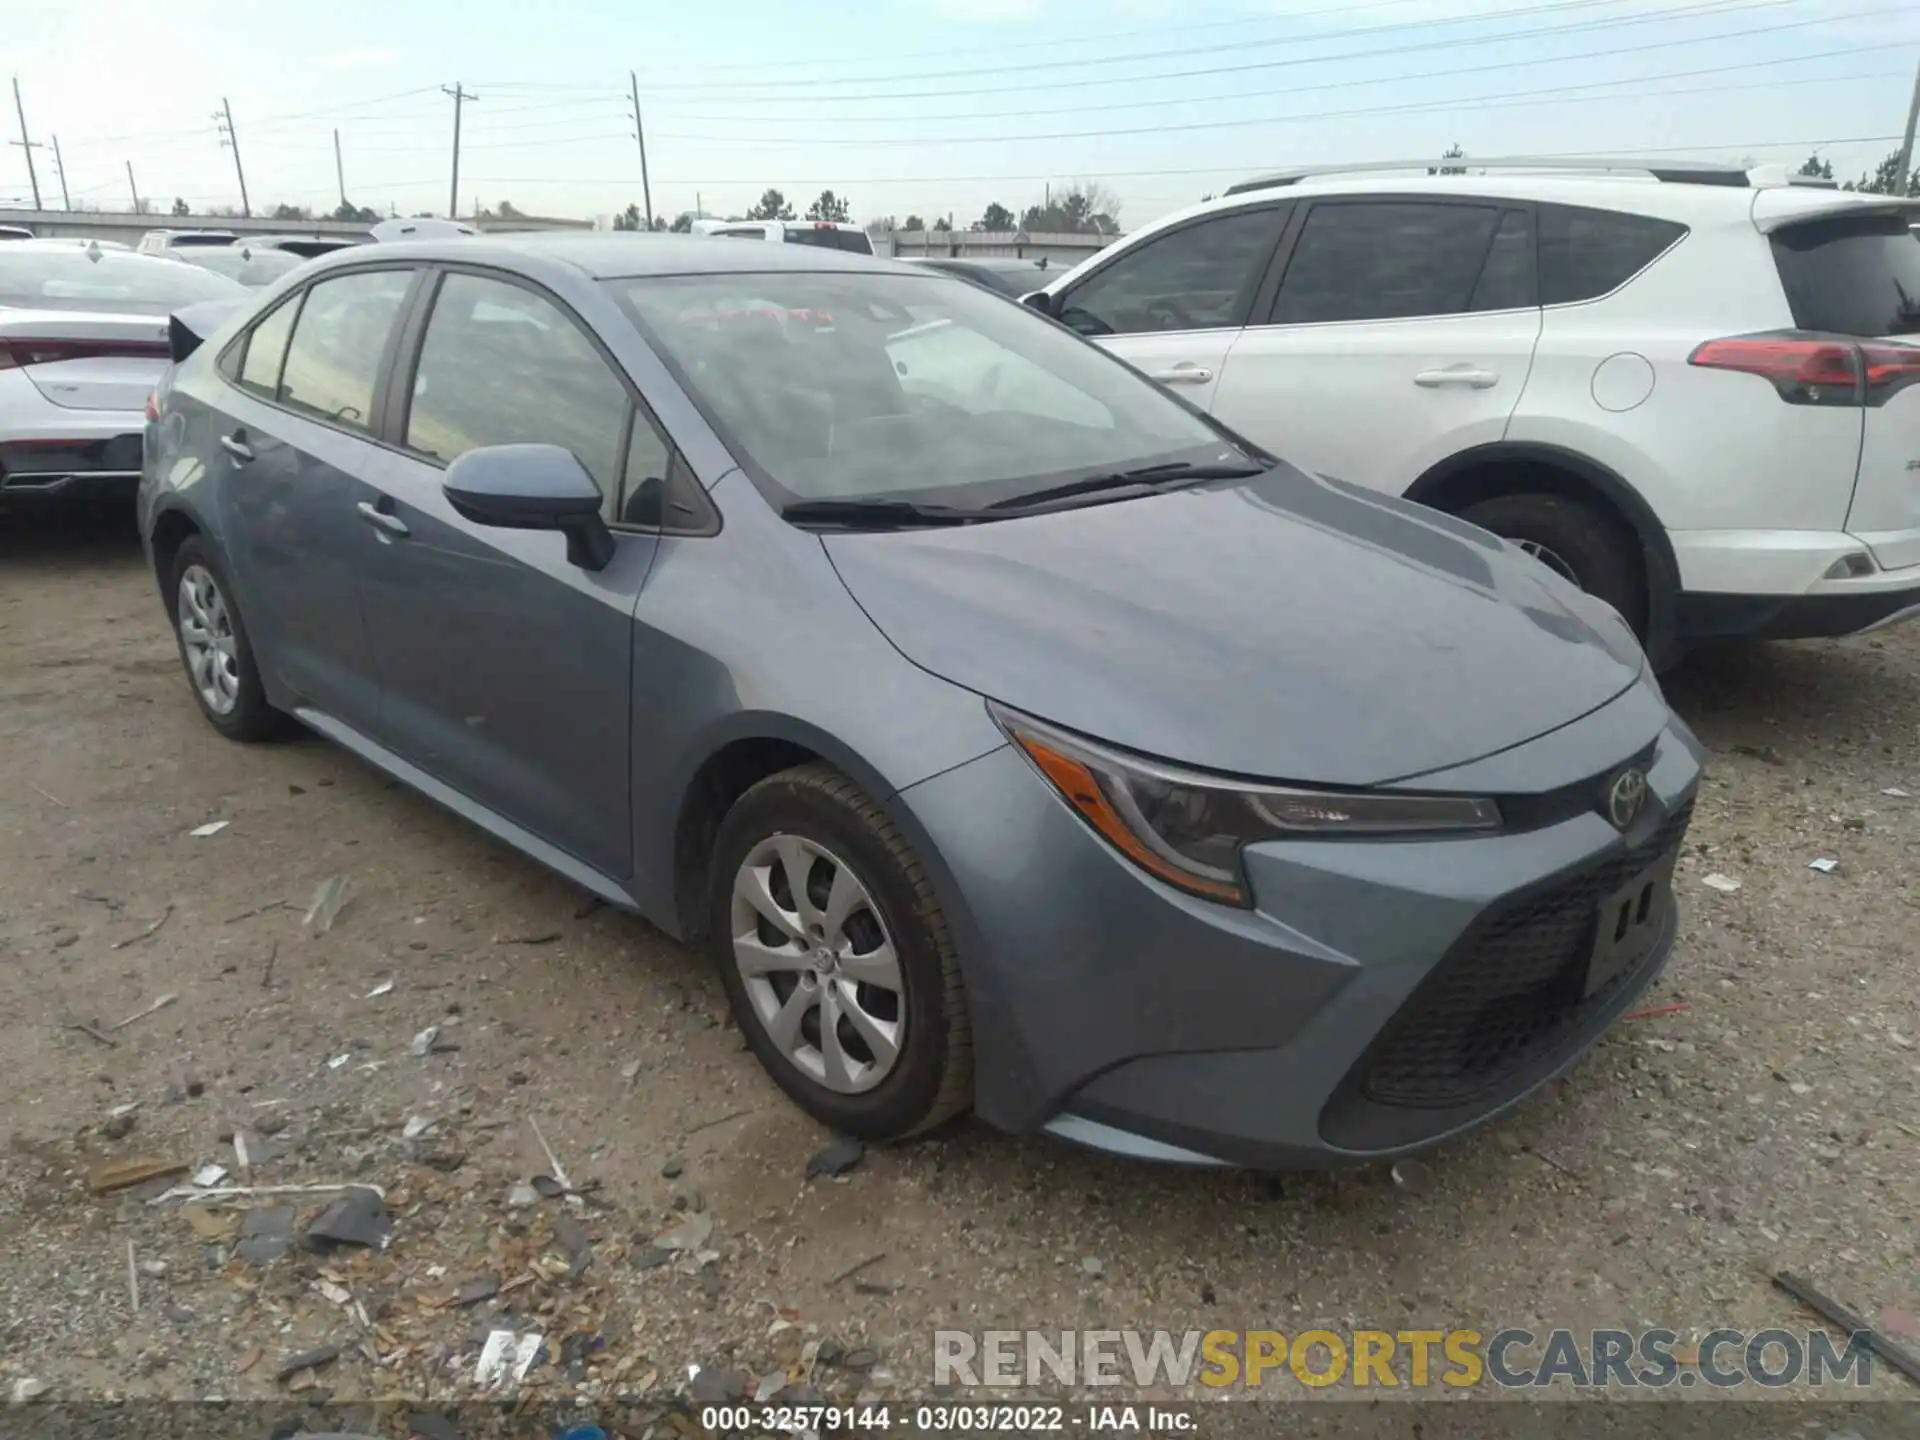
[
  {"x1": 649, "y1": 39, "x2": 1895, "y2": 130},
  {"x1": 629, "y1": 0, "x2": 1482, "y2": 74},
  {"x1": 629, "y1": 0, "x2": 1797, "y2": 98},
  {"x1": 648, "y1": 0, "x2": 1670, "y2": 93},
  {"x1": 653, "y1": 52, "x2": 1906, "y2": 150},
  {"x1": 451, "y1": 133, "x2": 1909, "y2": 190}
]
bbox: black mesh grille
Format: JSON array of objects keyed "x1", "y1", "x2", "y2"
[{"x1": 1358, "y1": 801, "x2": 1694, "y2": 1110}]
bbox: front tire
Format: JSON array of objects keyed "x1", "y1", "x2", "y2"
[
  {"x1": 167, "y1": 536, "x2": 286, "y2": 742},
  {"x1": 708, "y1": 763, "x2": 972, "y2": 1140},
  {"x1": 1461, "y1": 491, "x2": 1647, "y2": 637}
]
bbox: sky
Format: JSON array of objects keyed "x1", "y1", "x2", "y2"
[{"x1": 7, "y1": 0, "x2": 1918, "y2": 231}]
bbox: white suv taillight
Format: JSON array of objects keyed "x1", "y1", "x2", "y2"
[{"x1": 1690, "y1": 333, "x2": 1920, "y2": 407}]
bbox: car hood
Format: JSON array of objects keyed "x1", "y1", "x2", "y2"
[{"x1": 822, "y1": 466, "x2": 1644, "y2": 786}]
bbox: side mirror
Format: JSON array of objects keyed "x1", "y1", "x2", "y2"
[
  {"x1": 442, "y1": 443, "x2": 614, "y2": 571},
  {"x1": 1020, "y1": 289, "x2": 1053, "y2": 315}
]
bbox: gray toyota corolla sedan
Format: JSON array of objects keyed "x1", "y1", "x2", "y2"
[{"x1": 140, "y1": 235, "x2": 1702, "y2": 1168}]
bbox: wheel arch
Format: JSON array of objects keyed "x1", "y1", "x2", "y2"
[
  {"x1": 1404, "y1": 441, "x2": 1683, "y2": 666},
  {"x1": 662, "y1": 713, "x2": 984, "y2": 952},
  {"x1": 146, "y1": 503, "x2": 205, "y2": 601}
]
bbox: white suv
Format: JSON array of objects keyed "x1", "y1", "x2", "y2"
[
  {"x1": 1025, "y1": 158, "x2": 1920, "y2": 665},
  {"x1": 692, "y1": 218, "x2": 874, "y2": 256}
]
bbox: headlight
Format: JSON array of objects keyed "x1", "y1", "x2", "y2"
[{"x1": 992, "y1": 705, "x2": 1501, "y2": 906}]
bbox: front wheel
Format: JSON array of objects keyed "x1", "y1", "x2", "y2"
[
  {"x1": 708, "y1": 763, "x2": 972, "y2": 1140},
  {"x1": 1460, "y1": 491, "x2": 1648, "y2": 637}
]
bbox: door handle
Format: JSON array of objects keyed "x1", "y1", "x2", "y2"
[
  {"x1": 1146, "y1": 363, "x2": 1214, "y2": 385},
  {"x1": 1414, "y1": 366, "x2": 1500, "y2": 389},
  {"x1": 219, "y1": 432, "x2": 253, "y2": 462},
  {"x1": 355, "y1": 500, "x2": 409, "y2": 537}
]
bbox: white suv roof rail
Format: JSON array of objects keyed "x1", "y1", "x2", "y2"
[{"x1": 1223, "y1": 156, "x2": 1816, "y2": 196}]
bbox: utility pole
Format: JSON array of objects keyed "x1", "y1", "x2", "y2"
[
  {"x1": 214, "y1": 98, "x2": 250, "y2": 217},
  {"x1": 442, "y1": 83, "x2": 476, "y2": 220},
  {"x1": 1897, "y1": 55, "x2": 1920, "y2": 199},
  {"x1": 334, "y1": 128, "x2": 347, "y2": 210},
  {"x1": 628, "y1": 71, "x2": 654, "y2": 230},
  {"x1": 10, "y1": 77, "x2": 42, "y2": 210},
  {"x1": 125, "y1": 160, "x2": 139, "y2": 213},
  {"x1": 49, "y1": 135, "x2": 69, "y2": 209}
]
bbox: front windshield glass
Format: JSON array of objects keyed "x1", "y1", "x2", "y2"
[
  {"x1": 0, "y1": 248, "x2": 246, "y2": 312},
  {"x1": 606, "y1": 271, "x2": 1246, "y2": 508}
]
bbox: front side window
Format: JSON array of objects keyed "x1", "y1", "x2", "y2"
[
  {"x1": 1059, "y1": 207, "x2": 1282, "y2": 336},
  {"x1": 277, "y1": 269, "x2": 414, "y2": 432},
  {"x1": 1270, "y1": 202, "x2": 1506, "y2": 325},
  {"x1": 405, "y1": 273, "x2": 630, "y2": 514},
  {"x1": 237, "y1": 296, "x2": 300, "y2": 396},
  {"x1": 608, "y1": 271, "x2": 1245, "y2": 510}
]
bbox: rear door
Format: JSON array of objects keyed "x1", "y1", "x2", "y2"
[
  {"x1": 205, "y1": 266, "x2": 419, "y2": 732},
  {"x1": 1047, "y1": 202, "x2": 1290, "y2": 410},
  {"x1": 1768, "y1": 209, "x2": 1920, "y2": 571},
  {"x1": 353, "y1": 267, "x2": 661, "y2": 879},
  {"x1": 1210, "y1": 198, "x2": 1541, "y2": 493}
]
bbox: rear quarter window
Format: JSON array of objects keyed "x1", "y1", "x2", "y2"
[
  {"x1": 1538, "y1": 204, "x2": 1687, "y2": 306},
  {"x1": 1771, "y1": 211, "x2": 1920, "y2": 337}
]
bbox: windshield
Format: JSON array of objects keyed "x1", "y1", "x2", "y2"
[
  {"x1": 1772, "y1": 211, "x2": 1920, "y2": 337},
  {"x1": 175, "y1": 247, "x2": 306, "y2": 287},
  {"x1": 0, "y1": 248, "x2": 247, "y2": 312},
  {"x1": 607, "y1": 270, "x2": 1242, "y2": 508}
]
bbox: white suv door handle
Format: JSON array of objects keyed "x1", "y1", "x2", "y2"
[
  {"x1": 355, "y1": 501, "x2": 409, "y2": 537},
  {"x1": 1414, "y1": 366, "x2": 1500, "y2": 389},
  {"x1": 1147, "y1": 363, "x2": 1214, "y2": 385}
]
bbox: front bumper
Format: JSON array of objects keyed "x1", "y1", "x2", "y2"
[{"x1": 898, "y1": 676, "x2": 1702, "y2": 1168}]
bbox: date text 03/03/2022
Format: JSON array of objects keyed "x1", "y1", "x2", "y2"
[{"x1": 697, "y1": 1404, "x2": 1192, "y2": 1432}]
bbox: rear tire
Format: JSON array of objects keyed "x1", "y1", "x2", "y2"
[
  {"x1": 708, "y1": 763, "x2": 972, "y2": 1141},
  {"x1": 1461, "y1": 491, "x2": 1647, "y2": 636},
  {"x1": 167, "y1": 536, "x2": 288, "y2": 742}
]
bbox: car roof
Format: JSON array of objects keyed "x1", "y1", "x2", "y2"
[
  {"x1": 309, "y1": 232, "x2": 925, "y2": 280},
  {"x1": 1150, "y1": 169, "x2": 1917, "y2": 232}
]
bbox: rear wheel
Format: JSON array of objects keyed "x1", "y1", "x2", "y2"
[
  {"x1": 1460, "y1": 491, "x2": 1647, "y2": 636},
  {"x1": 708, "y1": 763, "x2": 972, "y2": 1140},
  {"x1": 167, "y1": 537, "x2": 287, "y2": 742}
]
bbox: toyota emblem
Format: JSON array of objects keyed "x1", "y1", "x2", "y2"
[{"x1": 1606, "y1": 768, "x2": 1649, "y2": 831}]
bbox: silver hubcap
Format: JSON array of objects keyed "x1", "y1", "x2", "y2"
[
  {"x1": 730, "y1": 835, "x2": 904, "y2": 1094},
  {"x1": 177, "y1": 564, "x2": 240, "y2": 716},
  {"x1": 1515, "y1": 538, "x2": 1580, "y2": 588}
]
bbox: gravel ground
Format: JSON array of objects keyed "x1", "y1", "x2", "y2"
[{"x1": 0, "y1": 509, "x2": 1916, "y2": 1427}]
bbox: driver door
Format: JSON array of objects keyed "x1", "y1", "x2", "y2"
[{"x1": 1050, "y1": 201, "x2": 1291, "y2": 412}]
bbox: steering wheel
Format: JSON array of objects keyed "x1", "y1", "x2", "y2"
[{"x1": 1144, "y1": 298, "x2": 1194, "y2": 331}]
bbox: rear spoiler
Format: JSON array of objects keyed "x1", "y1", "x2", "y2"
[
  {"x1": 1756, "y1": 198, "x2": 1920, "y2": 234},
  {"x1": 167, "y1": 299, "x2": 248, "y2": 364}
]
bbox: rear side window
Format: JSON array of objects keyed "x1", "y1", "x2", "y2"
[
  {"x1": 1771, "y1": 211, "x2": 1920, "y2": 337},
  {"x1": 1538, "y1": 204, "x2": 1685, "y2": 306},
  {"x1": 237, "y1": 296, "x2": 300, "y2": 396},
  {"x1": 277, "y1": 269, "x2": 414, "y2": 432},
  {"x1": 405, "y1": 273, "x2": 630, "y2": 518},
  {"x1": 1061, "y1": 206, "x2": 1282, "y2": 336},
  {"x1": 1270, "y1": 202, "x2": 1505, "y2": 324},
  {"x1": 1470, "y1": 210, "x2": 1534, "y2": 311},
  {"x1": 716, "y1": 227, "x2": 765, "y2": 240}
]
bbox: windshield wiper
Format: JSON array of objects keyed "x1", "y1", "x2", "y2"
[
  {"x1": 987, "y1": 459, "x2": 1265, "y2": 512},
  {"x1": 781, "y1": 497, "x2": 983, "y2": 529}
]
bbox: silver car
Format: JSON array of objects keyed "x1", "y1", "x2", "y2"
[
  {"x1": 140, "y1": 235, "x2": 1702, "y2": 1167},
  {"x1": 0, "y1": 241, "x2": 243, "y2": 506}
]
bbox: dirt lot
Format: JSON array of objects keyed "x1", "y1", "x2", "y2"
[{"x1": 1, "y1": 508, "x2": 1917, "y2": 1423}]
